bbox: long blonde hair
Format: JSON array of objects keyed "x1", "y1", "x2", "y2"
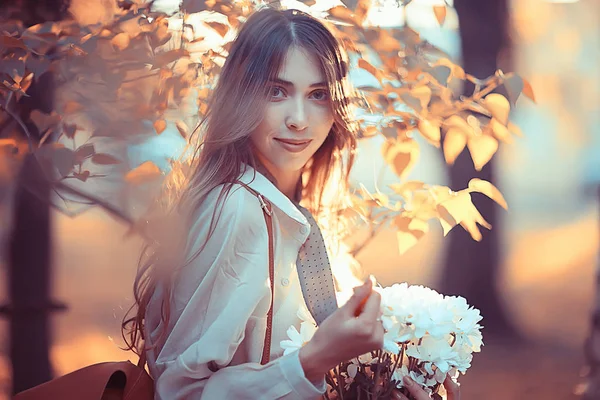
[{"x1": 122, "y1": 7, "x2": 358, "y2": 358}]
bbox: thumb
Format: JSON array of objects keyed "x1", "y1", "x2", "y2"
[{"x1": 342, "y1": 280, "x2": 372, "y2": 315}]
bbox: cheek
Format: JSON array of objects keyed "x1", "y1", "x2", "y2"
[{"x1": 314, "y1": 108, "x2": 335, "y2": 141}]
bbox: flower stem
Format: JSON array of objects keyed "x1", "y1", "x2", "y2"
[{"x1": 335, "y1": 365, "x2": 345, "y2": 400}]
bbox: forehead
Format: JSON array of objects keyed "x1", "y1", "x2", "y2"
[{"x1": 277, "y1": 46, "x2": 325, "y2": 87}]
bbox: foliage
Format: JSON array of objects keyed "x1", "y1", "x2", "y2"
[{"x1": 0, "y1": 0, "x2": 535, "y2": 253}]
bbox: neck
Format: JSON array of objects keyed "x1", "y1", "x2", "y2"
[{"x1": 255, "y1": 162, "x2": 302, "y2": 202}]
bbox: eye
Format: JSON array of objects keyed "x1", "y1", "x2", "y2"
[
  {"x1": 310, "y1": 89, "x2": 328, "y2": 101},
  {"x1": 269, "y1": 86, "x2": 286, "y2": 99}
]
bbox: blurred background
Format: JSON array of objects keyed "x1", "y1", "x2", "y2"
[{"x1": 1, "y1": 0, "x2": 599, "y2": 399}]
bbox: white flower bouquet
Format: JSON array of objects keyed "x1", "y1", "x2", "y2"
[{"x1": 281, "y1": 282, "x2": 483, "y2": 400}]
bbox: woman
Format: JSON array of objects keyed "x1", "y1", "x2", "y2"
[{"x1": 123, "y1": 7, "x2": 460, "y2": 400}]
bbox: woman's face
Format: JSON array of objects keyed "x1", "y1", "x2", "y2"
[{"x1": 250, "y1": 46, "x2": 334, "y2": 178}]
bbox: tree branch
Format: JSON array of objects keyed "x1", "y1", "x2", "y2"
[{"x1": 53, "y1": 180, "x2": 134, "y2": 226}]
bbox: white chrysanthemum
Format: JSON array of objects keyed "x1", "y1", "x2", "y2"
[
  {"x1": 280, "y1": 321, "x2": 317, "y2": 356},
  {"x1": 405, "y1": 337, "x2": 459, "y2": 374},
  {"x1": 392, "y1": 365, "x2": 410, "y2": 388},
  {"x1": 297, "y1": 304, "x2": 314, "y2": 324}
]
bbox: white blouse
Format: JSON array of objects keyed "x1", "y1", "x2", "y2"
[{"x1": 144, "y1": 166, "x2": 328, "y2": 399}]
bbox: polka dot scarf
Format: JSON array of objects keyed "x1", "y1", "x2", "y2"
[{"x1": 295, "y1": 205, "x2": 339, "y2": 326}]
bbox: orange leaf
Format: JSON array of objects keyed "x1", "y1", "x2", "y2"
[
  {"x1": 433, "y1": 5, "x2": 447, "y2": 25},
  {"x1": 328, "y1": 6, "x2": 357, "y2": 26},
  {"x1": 63, "y1": 101, "x2": 84, "y2": 114},
  {"x1": 92, "y1": 153, "x2": 121, "y2": 165},
  {"x1": 125, "y1": 161, "x2": 162, "y2": 185},
  {"x1": 154, "y1": 119, "x2": 167, "y2": 134},
  {"x1": 358, "y1": 59, "x2": 382, "y2": 83},
  {"x1": 111, "y1": 32, "x2": 130, "y2": 51},
  {"x1": 206, "y1": 21, "x2": 229, "y2": 37},
  {"x1": 375, "y1": 30, "x2": 401, "y2": 53},
  {"x1": 176, "y1": 121, "x2": 189, "y2": 139},
  {"x1": 381, "y1": 139, "x2": 419, "y2": 179},
  {"x1": 522, "y1": 78, "x2": 536, "y2": 103},
  {"x1": 411, "y1": 86, "x2": 432, "y2": 109}
]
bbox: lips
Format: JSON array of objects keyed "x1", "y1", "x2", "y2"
[{"x1": 274, "y1": 138, "x2": 312, "y2": 153}]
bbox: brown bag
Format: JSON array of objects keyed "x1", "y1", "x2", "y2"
[
  {"x1": 13, "y1": 357, "x2": 154, "y2": 400},
  {"x1": 13, "y1": 187, "x2": 275, "y2": 399}
]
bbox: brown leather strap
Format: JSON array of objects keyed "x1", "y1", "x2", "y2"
[
  {"x1": 137, "y1": 182, "x2": 275, "y2": 370},
  {"x1": 137, "y1": 342, "x2": 147, "y2": 369},
  {"x1": 237, "y1": 182, "x2": 275, "y2": 365}
]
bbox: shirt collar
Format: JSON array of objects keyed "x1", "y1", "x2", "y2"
[{"x1": 238, "y1": 165, "x2": 309, "y2": 227}]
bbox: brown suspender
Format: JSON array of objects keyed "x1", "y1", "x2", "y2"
[{"x1": 238, "y1": 183, "x2": 275, "y2": 365}]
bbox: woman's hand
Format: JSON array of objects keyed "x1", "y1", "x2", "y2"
[
  {"x1": 299, "y1": 279, "x2": 384, "y2": 382},
  {"x1": 392, "y1": 375, "x2": 461, "y2": 400}
]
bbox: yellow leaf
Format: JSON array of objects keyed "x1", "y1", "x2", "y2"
[
  {"x1": 418, "y1": 119, "x2": 441, "y2": 145},
  {"x1": 459, "y1": 206, "x2": 491, "y2": 241},
  {"x1": 362, "y1": 126, "x2": 379, "y2": 138},
  {"x1": 389, "y1": 180, "x2": 426, "y2": 198},
  {"x1": 396, "y1": 231, "x2": 419, "y2": 255},
  {"x1": 483, "y1": 93, "x2": 510, "y2": 125},
  {"x1": 444, "y1": 115, "x2": 472, "y2": 135},
  {"x1": 393, "y1": 215, "x2": 427, "y2": 255},
  {"x1": 436, "y1": 204, "x2": 457, "y2": 236},
  {"x1": 154, "y1": 119, "x2": 167, "y2": 134},
  {"x1": 443, "y1": 128, "x2": 467, "y2": 165},
  {"x1": 489, "y1": 118, "x2": 513, "y2": 143},
  {"x1": 111, "y1": 32, "x2": 130, "y2": 51},
  {"x1": 125, "y1": 161, "x2": 162, "y2": 185},
  {"x1": 508, "y1": 121, "x2": 524, "y2": 137},
  {"x1": 468, "y1": 178, "x2": 508, "y2": 210},
  {"x1": 411, "y1": 86, "x2": 431, "y2": 109},
  {"x1": 439, "y1": 193, "x2": 471, "y2": 224},
  {"x1": 433, "y1": 5, "x2": 447, "y2": 25},
  {"x1": 467, "y1": 134, "x2": 498, "y2": 171},
  {"x1": 381, "y1": 139, "x2": 419, "y2": 179}
]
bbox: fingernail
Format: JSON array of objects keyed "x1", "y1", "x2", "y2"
[{"x1": 403, "y1": 376, "x2": 413, "y2": 386}]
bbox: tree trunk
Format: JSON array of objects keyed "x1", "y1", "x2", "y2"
[
  {"x1": 0, "y1": 0, "x2": 71, "y2": 394},
  {"x1": 6, "y1": 155, "x2": 54, "y2": 394},
  {"x1": 439, "y1": 0, "x2": 521, "y2": 342},
  {"x1": 582, "y1": 185, "x2": 600, "y2": 399}
]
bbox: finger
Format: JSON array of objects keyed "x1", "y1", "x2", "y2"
[
  {"x1": 391, "y1": 389, "x2": 410, "y2": 400},
  {"x1": 443, "y1": 374, "x2": 460, "y2": 400},
  {"x1": 343, "y1": 280, "x2": 372, "y2": 315},
  {"x1": 403, "y1": 377, "x2": 432, "y2": 400},
  {"x1": 357, "y1": 290, "x2": 381, "y2": 322}
]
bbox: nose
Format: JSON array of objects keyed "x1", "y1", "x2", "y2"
[{"x1": 285, "y1": 97, "x2": 308, "y2": 132}]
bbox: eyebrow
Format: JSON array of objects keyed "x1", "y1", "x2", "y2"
[{"x1": 269, "y1": 78, "x2": 327, "y2": 88}]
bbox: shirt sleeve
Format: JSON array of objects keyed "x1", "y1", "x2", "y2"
[{"x1": 148, "y1": 185, "x2": 327, "y2": 399}]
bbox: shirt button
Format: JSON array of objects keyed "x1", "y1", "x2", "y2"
[
  {"x1": 281, "y1": 278, "x2": 290, "y2": 286},
  {"x1": 300, "y1": 226, "x2": 309, "y2": 235}
]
